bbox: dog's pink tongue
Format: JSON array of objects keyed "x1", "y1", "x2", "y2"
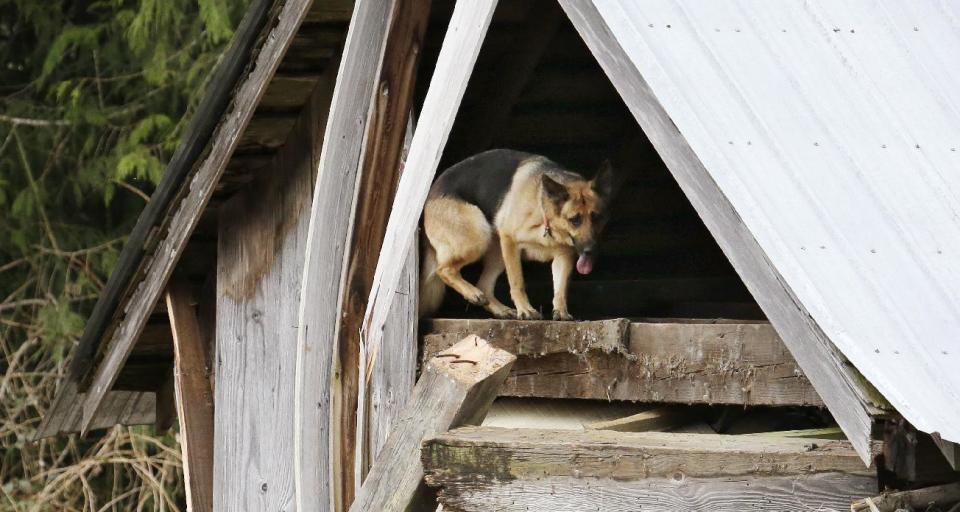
[{"x1": 576, "y1": 254, "x2": 594, "y2": 275}]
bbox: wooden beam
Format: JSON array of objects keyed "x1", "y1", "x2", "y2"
[
  {"x1": 165, "y1": 281, "x2": 214, "y2": 512},
  {"x1": 292, "y1": 0, "x2": 400, "y2": 510},
  {"x1": 359, "y1": 119, "x2": 420, "y2": 484},
  {"x1": 324, "y1": 1, "x2": 431, "y2": 507},
  {"x1": 751, "y1": 427, "x2": 847, "y2": 440},
  {"x1": 35, "y1": 382, "x2": 155, "y2": 438},
  {"x1": 213, "y1": 43, "x2": 338, "y2": 511},
  {"x1": 358, "y1": 0, "x2": 499, "y2": 405},
  {"x1": 423, "y1": 319, "x2": 822, "y2": 406},
  {"x1": 350, "y1": 336, "x2": 515, "y2": 512},
  {"x1": 587, "y1": 407, "x2": 693, "y2": 432},
  {"x1": 78, "y1": 0, "x2": 316, "y2": 434},
  {"x1": 851, "y1": 482, "x2": 960, "y2": 512},
  {"x1": 444, "y1": 0, "x2": 562, "y2": 161},
  {"x1": 423, "y1": 426, "x2": 877, "y2": 512},
  {"x1": 559, "y1": 0, "x2": 882, "y2": 464}
]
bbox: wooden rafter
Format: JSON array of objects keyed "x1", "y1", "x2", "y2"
[{"x1": 77, "y1": 0, "x2": 317, "y2": 434}]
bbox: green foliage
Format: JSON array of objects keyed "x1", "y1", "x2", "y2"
[{"x1": 0, "y1": 0, "x2": 248, "y2": 509}]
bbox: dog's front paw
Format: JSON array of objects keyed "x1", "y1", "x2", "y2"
[
  {"x1": 466, "y1": 290, "x2": 488, "y2": 306},
  {"x1": 552, "y1": 309, "x2": 574, "y2": 321},
  {"x1": 490, "y1": 305, "x2": 517, "y2": 319},
  {"x1": 516, "y1": 306, "x2": 542, "y2": 320}
]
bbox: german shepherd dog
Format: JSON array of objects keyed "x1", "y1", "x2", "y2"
[{"x1": 420, "y1": 149, "x2": 615, "y2": 320}]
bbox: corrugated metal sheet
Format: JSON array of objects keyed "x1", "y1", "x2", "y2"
[{"x1": 595, "y1": 0, "x2": 960, "y2": 441}]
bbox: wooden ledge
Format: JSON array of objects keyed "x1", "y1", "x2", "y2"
[{"x1": 423, "y1": 318, "x2": 822, "y2": 406}]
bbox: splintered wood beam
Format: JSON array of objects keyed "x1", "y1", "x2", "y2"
[
  {"x1": 329, "y1": 1, "x2": 430, "y2": 507},
  {"x1": 423, "y1": 319, "x2": 822, "y2": 406},
  {"x1": 444, "y1": 0, "x2": 562, "y2": 160},
  {"x1": 165, "y1": 281, "x2": 214, "y2": 512},
  {"x1": 78, "y1": 0, "x2": 316, "y2": 434},
  {"x1": 423, "y1": 427, "x2": 877, "y2": 512},
  {"x1": 587, "y1": 407, "x2": 693, "y2": 432},
  {"x1": 350, "y1": 336, "x2": 515, "y2": 512},
  {"x1": 851, "y1": 482, "x2": 960, "y2": 512}
]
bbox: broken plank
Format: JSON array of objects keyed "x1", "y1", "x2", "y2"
[
  {"x1": 751, "y1": 427, "x2": 846, "y2": 440},
  {"x1": 350, "y1": 336, "x2": 515, "y2": 512},
  {"x1": 423, "y1": 319, "x2": 822, "y2": 406},
  {"x1": 423, "y1": 426, "x2": 876, "y2": 512},
  {"x1": 165, "y1": 280, "x2": 214, "y2": 512},
  {"x1": 587, "y1": 406, "x2": 693, "y2": 432}
]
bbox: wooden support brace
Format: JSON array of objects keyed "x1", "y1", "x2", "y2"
[
  {"x1": 165, "y1": 281, "x2": 215, "y2": 512},
  {"x1": 350, "y1": 336, "x2": 515, "y2": 512}
]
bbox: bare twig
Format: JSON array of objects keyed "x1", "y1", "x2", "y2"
[{"x1": 0, "y1": 113, "x2": 70, "y2": 127}]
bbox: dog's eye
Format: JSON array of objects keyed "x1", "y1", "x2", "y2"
[{"x1": 569, "y1": 214, "x2": 582, "y2": 227}]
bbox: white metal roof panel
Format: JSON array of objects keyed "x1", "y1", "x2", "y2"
[{"x1": 595, "y1": 0, "x2": 960, "y2": 441}]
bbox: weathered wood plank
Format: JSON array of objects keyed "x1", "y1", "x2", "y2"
[
  {"x1": 165, "y1": 281, "x2": 214, "y2": 512},
  {"x1": 325, "y1": 1, "x2": 430, "y2": 507},
  {"x1": 851, "y1": 482, "x2": 960, "y2": 512},
  {"x1": 559, "y1": 0, "x2": 881, "y2": 463},
  {"x1": 78, "y1": 0, "x2": 316, "y2": 433},
  {"x1": 366, "y1": 239, "x2": 418, "y2": 463},
  {"x1": 350, "y1": 336, "x2": 515, "y2": 512},
  {"x1": 359, "y1": 0, "x2": 499, "y2": 400},
  {"x1": 424, "y1": 426, "x2": 876, "y2": 512},
  {"x1": 423, "y1": 319, "x2": 822, "y2": 406},
  {"x1": 35, "y1": 382, "x2": 155, "y2": 437},
  {"x1": 292, "y1": 0, "x2": 398, "y2": 510},
  {"x1": 361, "y1": 124, "x2": 420, "y2": 482},
  {"x1": 213, "y1": 43, "x2": 336, "y2": 511}
]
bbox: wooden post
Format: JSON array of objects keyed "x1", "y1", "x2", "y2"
[
  {"x1": 214, "y1": 50, "x2": 337, "y2": 510},
  {"x1": 293, "y1": 0, "x2": 399, "y2": 509},
  {"x1": 165, "y1": 280, "x2": 215, "y2": 512},
  {"x1": 359, "y1": 0, "x2": 499, "y2": 441},
  {"x1": 329, "y1": 1, "x2": 431, "y2": 507},
  {"x1": 350, "y1": 336, "x2": 515, "y2": 512}
]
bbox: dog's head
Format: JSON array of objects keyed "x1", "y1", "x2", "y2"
[{"x1": 541, "y1": 161, "x2": 616, "y2": 275}]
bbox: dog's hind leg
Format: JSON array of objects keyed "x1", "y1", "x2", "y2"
[
  {"x1": 424, "y1": 197, "x2": 491, "y2": 307},
  {"x1": 476, "y1": 242, "x2": 515, "y2": 319}
]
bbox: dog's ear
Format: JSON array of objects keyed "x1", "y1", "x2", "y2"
[
  {"x1": 592, "y1": 160, "x2": 615, "y2": 200},
  {"x1": 541, "y1": 174, "x2": 569, "y2": 205}
]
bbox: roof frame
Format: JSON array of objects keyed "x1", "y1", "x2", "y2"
[{"x1": 558, "y1": 0, "x2": 882, "y2": 464}]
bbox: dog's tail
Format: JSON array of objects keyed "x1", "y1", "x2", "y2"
[{"x1": 418, "y1": 235, "x2": 445, "y2": 318}]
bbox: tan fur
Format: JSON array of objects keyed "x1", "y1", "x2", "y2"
[{"x1": 421, "y1": 157, "x2": 609, "y2": 320}]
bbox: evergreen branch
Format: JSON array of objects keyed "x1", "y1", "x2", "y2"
[
  {"x1": 113, "y1": 179, "x2": 151, "y2": 202},
  {"x1": 0, "y1": 114, "x2": 70, "y2": 127}
]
